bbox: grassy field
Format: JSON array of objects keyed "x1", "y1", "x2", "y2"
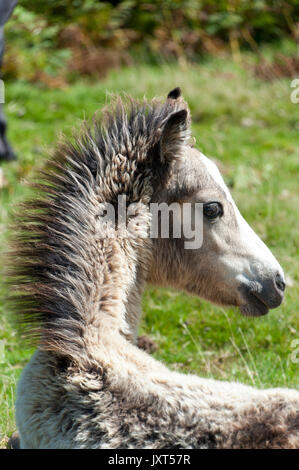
[{"x1": 0, "y1": 49, "x2": 298, "y2": 447}]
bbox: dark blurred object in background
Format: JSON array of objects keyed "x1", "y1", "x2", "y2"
[{"x1": 0, "y1": 0, "x2": 18, "y2": 162}]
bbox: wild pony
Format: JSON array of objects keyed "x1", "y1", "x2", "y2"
[{"x1": 9, "y1": 88, "x2": 298, "y2": 448}]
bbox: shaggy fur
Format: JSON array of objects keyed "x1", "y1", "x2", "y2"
[{"x1": 8, "y1": 89, "x2": 299, "y2": 448}]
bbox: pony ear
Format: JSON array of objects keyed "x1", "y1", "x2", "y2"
[
  {"x1": 167, "y1": 87, "x2": 182, "y2": 100},
  {"x1": 159, "y1": 109, "x2": 190, "y2": 163}
]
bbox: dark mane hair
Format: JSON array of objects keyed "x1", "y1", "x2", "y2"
[{"x1": 7, "y1": 94, "x2": 189, "y2": 360}]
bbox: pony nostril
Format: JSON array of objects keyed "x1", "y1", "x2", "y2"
[{"x1": 275, "y1": 273, "x2": 286, "y2": 293}]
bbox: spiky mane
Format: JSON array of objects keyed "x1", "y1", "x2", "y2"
[{"x1": 7, "y1": 95, "x2": 188, "y2": 359}]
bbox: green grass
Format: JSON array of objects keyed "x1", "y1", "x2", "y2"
[{"x1": 0, "y1": 51, "x2": 299, "y2": 447}]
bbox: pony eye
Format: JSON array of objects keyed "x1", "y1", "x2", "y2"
[{"x1": 203, "y1": 202, "x2": 223, "y2": 220}]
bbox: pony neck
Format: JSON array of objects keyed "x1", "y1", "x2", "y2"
[{"x1": 84, "y1": 236, "x2": 147, "y2": 346}]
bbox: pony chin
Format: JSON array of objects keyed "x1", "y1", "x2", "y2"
[{"x1": 239, "y1": 300, "x2": 269, "y2": 317}]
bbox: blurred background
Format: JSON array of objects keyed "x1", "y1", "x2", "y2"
[
  {"x1": 0, "y1": 0, "x2": 298, "y2": 447},
  {"x1": 2, "y1": 0, "x2": 299, "y2": 84}
]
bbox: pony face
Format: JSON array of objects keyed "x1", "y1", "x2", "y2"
[{"x1": 148, "y1": 94, "x2": 285, "y2": 318}]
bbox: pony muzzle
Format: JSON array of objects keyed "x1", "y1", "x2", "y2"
[{"x1": 239, "y1": 270, "x2": 286, "y2": 317}]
